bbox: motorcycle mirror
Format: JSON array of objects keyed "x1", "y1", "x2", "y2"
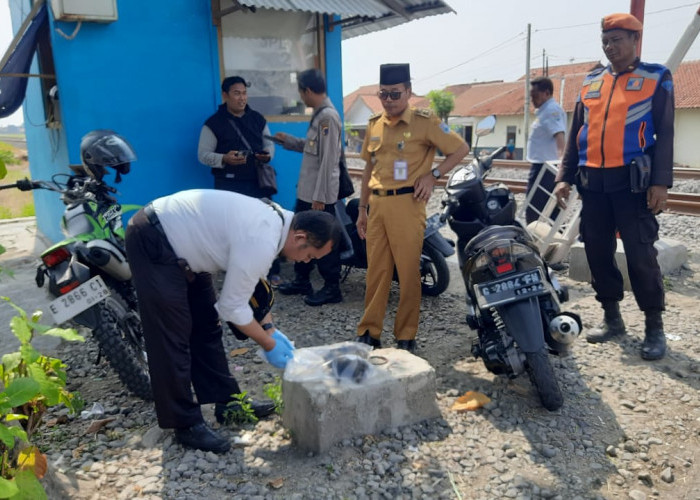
[{"x1": 475, "y1": 115, "x2": 496, "y2": 137}]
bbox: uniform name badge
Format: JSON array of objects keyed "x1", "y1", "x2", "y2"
[{"x1": 394, "y1": 160, "x2": 408, "y2": 181}]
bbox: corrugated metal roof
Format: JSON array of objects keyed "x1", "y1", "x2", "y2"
[
  {"x1": 236, "y1": 0, "x2": 455, "y2": 39},
  {"x1": 238, "y1": 0, "x2": 388, "y2": 17}
]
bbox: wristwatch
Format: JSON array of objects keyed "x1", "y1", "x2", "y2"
[
  {"x1": 431, "y1": 168, "x2": 441, "y2": 179},
  {"x1": 261, "y1": 322, "x2": 275, "y2": 331}
]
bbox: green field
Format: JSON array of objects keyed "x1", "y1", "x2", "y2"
[{"x1": 0, "y1": 142, "x2": 33, "y2": 219}]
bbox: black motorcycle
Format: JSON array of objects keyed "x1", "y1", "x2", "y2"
[
  {"x1": 441, "y1": 116, "x2": 581, "y2": 410},
  {"x1": 334, "y1": 198, "x2": 454, "y2": 297}
]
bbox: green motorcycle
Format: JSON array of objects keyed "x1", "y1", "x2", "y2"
[{"x1": 3, "y1": 173, "x2": 152, "y2": 400}]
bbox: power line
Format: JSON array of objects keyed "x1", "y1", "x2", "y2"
[
  {"x1": 415, "y1": 31, "x2": 525, "y2": 83},
  {"x1": 534, "y1": 2, "x2": 698, "y2": 32}
]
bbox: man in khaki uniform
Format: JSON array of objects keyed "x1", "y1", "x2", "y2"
[{"x1": 355, "y1": 64, "x2": 469, "y2": 353}]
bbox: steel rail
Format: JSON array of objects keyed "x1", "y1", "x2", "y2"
[
  {"x1": 346, "y1": 165, "x2": 700, "y2": 216},
  {"x1": 345, "y1": 153, "x2": 700, "y2": 179}
]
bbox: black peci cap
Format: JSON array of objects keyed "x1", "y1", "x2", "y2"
[{"x1": 379, "y1": 64, "x2": 410, "y2": 85}]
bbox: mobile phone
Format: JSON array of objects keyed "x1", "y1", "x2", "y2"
[{"x1": 264, "y1": 134, "x2": 285, "y2": 145}]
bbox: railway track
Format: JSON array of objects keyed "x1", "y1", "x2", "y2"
[
  {"x1": 487, "y1": 159, "x2": 700, "y2": 181},
  {"x1": 346, "y1": 164, "x2": 700, "y2": 216}
]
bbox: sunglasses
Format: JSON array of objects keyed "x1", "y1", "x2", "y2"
[{"x1": 377, "y1": 90, "x2": 405, "y2": 101}]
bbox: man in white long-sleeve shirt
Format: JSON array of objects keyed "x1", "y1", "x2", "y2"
[{"x1": 125, "y1": 190, "x2": 340, "y2": 453}]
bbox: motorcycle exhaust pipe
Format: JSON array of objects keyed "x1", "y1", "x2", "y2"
[{"x1": 548, "y1": 312, "x2": 582, "y2": 345}]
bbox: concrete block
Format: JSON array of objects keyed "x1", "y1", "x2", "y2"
[
  {"x1": 282, "y1": 345, "x2": 440, "y2": 454},
  {"x1": 568, "y1": 237, "x2": 688, "y2": 291}
]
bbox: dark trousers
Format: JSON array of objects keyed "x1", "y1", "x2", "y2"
[
  {"x1": 579, "y1": 188, "x2": 664, "y2": 312},
  {"x1": 526, "y1": 163, "x2": 560, "y2": 224},
  {"x1": 125, "y1": 210, "x2": 241, "y2": 429},
  {"x1": 292, "y1": 199, "x2": 341, "y2": 285}
]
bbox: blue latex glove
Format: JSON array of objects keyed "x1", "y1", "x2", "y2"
[
  {"x1": 272, "y1": 329, "x2": 294, "y2": 349},
  {"x1": 263, "y1": 330, "x2": 295, "y2": 369}
]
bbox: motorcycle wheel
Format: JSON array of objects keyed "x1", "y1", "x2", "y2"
[
  {"x1": 420, "y1": 245, "x2": 450, "y2": 296},
  {"x1": 92, "y1": 296, "x2": 153, "y2": 400},
  {"x1": 525, "y1": 349, "x2": 563, "y2": 411}
]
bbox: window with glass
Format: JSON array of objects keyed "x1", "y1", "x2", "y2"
[{"x1": 218, "y1": 4, "x2": 324, "y2": 118}]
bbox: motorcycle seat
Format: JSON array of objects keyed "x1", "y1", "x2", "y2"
[{"x1": 465, "y1": 224, "x2": 533, "y2": 253}]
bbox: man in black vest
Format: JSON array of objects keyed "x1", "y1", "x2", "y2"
[{"x1": 198, "y1": 76, "x2": 276, "y2": 198}]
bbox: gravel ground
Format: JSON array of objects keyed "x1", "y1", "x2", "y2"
[{"x1": 4, "y1": 164, "x2": 699, "y2": 500}]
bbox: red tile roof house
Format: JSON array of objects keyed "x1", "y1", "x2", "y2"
[{"x1": 344, "y1": 60, "x2": 700, "y2": 167}]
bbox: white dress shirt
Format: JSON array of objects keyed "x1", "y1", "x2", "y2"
[
  {"x1": 152, "y1": 189, "x2": 291, "y2": 325},
  {"x1": 527, "y1": 97, "x2": 567, "y2": 163}
]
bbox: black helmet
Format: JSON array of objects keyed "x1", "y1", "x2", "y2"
[
  {"x1": 226, "y1": 279, "x2": 275, "y2": 341},
  {"x1": 80, "y1": 130, "x2": 136, "y2": 183}
]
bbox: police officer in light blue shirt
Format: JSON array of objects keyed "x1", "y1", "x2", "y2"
[{"x1": 525, "y1": 76, "x2": 567, "y2": 224}]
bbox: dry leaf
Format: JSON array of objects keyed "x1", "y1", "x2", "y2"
[
  {"x1": 451, "y1": 391, "x2": 491, "y2": 412},
  {"x1": 230, "y1": 348, "x2": 250, "y2": 356},
  {"x1": 84, "y1": 417, "x2": 116, "y2": 434},
  {"x1": 17, "y1": 446, "x2": 48, "y2": 478},
  {"x1": 72, "y1": 444, "x2": 86, "y2": 459},
  {"x1": 268, "y1": 478, "x2": 284, "y2": 489}
]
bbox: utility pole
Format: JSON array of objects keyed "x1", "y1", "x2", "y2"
[
  {"x1": 523, "y1": 23, "x2": 531, "y2": 160},
  {"x1": 542, "y1": 49, "x2": 545, "y2": 76},
  {"x1": 630, "y1": 0, "x2": 645, "y2": 58},
  {"x1": 666, "y1": 5, "x2": 700, "y2": 73}
]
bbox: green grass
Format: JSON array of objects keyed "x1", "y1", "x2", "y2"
[
  {"x1": 0, "y1": 207, "x2": 13, "y2": 219},
  {"x1": 19, "y1": 203, "x2": 35, "y2": 217},
  {"x1": 0, "y1": 142, "x2": 20, "y2": 166}
]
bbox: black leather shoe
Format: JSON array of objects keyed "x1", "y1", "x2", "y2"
[
  {"x1": 304, "y1": 284, "x2": 342, "y2": 306},
  {"x1": 355, "y1": 331, "x2": 381, "y2": 348},
  {"x1": 215, "y1": 399, "x2": 276, "y2": 425},
  {"x1": 175, "y1": 422, "x2": 230, "y2": 453},
  {"x1": 396, "y1": 340, "x2": 417, "y2": 354},
  {"x1": 277, "y1": 278, "x2": 312, "y2": 296}
]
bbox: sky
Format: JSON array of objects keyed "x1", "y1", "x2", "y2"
[
  {"x1": 341, "y1": 0, "x2": 700, "y2": 95},
  {"x1": 1, "y1": 0, "x2": 699, "y2": 126}
]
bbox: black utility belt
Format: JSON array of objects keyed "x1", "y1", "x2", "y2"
[
  {"x1": 143, "y1": 204, "x2": 196, "y2": 283},
  {"x1": 371, "y1": 186, "x2": 414, "y2": 197}
]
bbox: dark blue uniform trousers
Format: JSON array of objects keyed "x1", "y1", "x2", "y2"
[
  {"x1": 579, "y1": 188, "x2": 665, "y2": 312},
  {"x1": 292, "y1": 199, "x2": 341, "y2": 285}
]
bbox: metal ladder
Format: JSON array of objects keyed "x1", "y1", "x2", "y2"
[{"x1": 515, "y1": 161, "x2": 582, "y2": 265}]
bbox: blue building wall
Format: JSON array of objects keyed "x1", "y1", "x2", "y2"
[
  {"x1": 11, "y1": 2, "x2": 345, "y2": 243},
  {"x1": 10, "y1": 1, "x2": 70, "y2": 243}
]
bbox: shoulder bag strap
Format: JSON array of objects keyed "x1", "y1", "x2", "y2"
[{"x1": 227, "y1": 118, "x2": 252, "y2": 151}]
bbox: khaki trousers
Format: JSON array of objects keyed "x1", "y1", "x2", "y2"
[{"x1": 357, "y1": 193, "x2": 426, "y2": 341}]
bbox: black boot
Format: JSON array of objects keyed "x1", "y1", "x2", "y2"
[
  {"x1": 304, "y1": 283, "x2": 342, "y2": 306},
  {"x1": 356, "y1": 331, "x2": 381, "y2": 348},
  {"x1": 641, "y1": 310, "x2": 666, "y2": 360},
  {"x1": 396, "y1": 339, "x2": 417, "y2": 354},
  {"x1": 277, "y1": 277, "x2": 312, "y2": 296},
  {"x1": 174, "y1": 422, "x2": 230, "y2": 453},
  {"x1": 586, "y1": 301, "x2": 626, "y2": 343}
]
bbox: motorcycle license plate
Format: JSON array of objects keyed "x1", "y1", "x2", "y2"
[
  {"x1": 48, "y1": 276, "x2": 111, "y2": 324},
  {"x1": 475, "y1": 269, "x2": 546, "y2": 308}
]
